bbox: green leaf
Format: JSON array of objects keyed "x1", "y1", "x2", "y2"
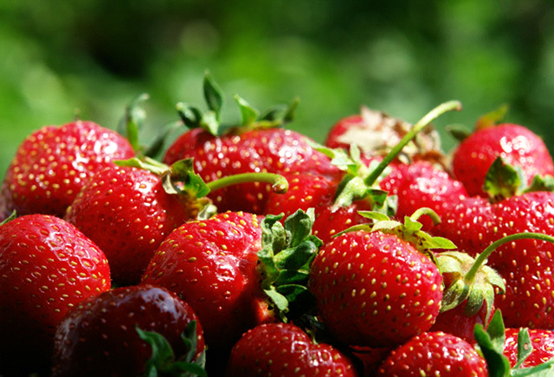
[
  {"x1": 176, "y1": 103, "x2": 203, "y2": 130},
  {"x1": 264, "y1": 288, "x2": 289, "y2": 312},
  {"x1": 164, "y1": 159, "x2": 210, "y2": 198},
  {"x1": 284, "y1": 208, "x2": 316, "y2": 248},
  {"x1": 203, "y1": 71, "x2": 223, "y2": 121},
  {"x1": 523, "y1": 175, "x2": 554, "y2": 193},
  {"x1": 358, "y1": 210, "x2": 392, "y2": 222},
  {"x1": 514, "y1": 328, "x2": 533, "y2": 369},
  {"x1": 475, "y1": 104, "x2": 509, "y2": 131},
  {"x1": 137, "y1": 326, "x2": 177, "y2": 376},
  {"x1": 484, "y1": 157, "x2": 527, "y2": 202},
  {"x1": 200, "y1": 110, "x2": 220, "y2": 136},
  {"x1": 474, "y1": 314, "x2": 512, "y2": 377},
  {"x1": 512, "y1": 359, "x2": 554, "y2": 377},
  {"x1": 234, "y1": 94, "x2": 259, "y2": 126},
  {"x1": 0, "y1": 210, "x2": 17, "y2": 226},
  {"x1": 446, "y1": 124, "x2": 472, "y2": 142}
]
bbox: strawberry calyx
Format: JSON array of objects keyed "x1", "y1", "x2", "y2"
[
  {"x1": 137, "y1": 321, "x2": 207, "y2": 377},
  {"x1": 474, "y1": 310, "x2": 554, "y2": 377},
  {"x1": 438, "y1": 232, "x2": 554, "y2": 323},
  {"x1": 483, "y1": 156, "x2": 554, "y2": 203},
  {"x1": 257, "y1": 209, "x2": 322, "y2": 323},
  {"x1": 115, "y1": 156, "x2": 289, "y2": 219},
  {"x1": 176, "y1": 71, "x2": 298, "y2": 137}
]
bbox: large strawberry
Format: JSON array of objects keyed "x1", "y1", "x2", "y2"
[
  {"x1": 162, "y1": 72, "x2": 340, "y2": 214},
  {"x1": 0, "y1": 120, "x2": 134, "y2": 220},
  {"x1": 308, "y1": 212, "x2": 454, "y2": 348},
  {"x1": 51, "y1": 284, "x2": 205, "y2": 376},
  {"x1": 0, "y1": 214, "x2": 111, "y2": 376},
  {"x1": 452, "y1": 118, "x2": 554, "y2": 198},
  {"x1": 226, "y1": 322, "x2": 358, "y2": 377},
  {"x1": 376, "y1": 331, "x2": 488, "y2": 377}
]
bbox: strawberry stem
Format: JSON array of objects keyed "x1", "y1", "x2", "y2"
[
  {"x1": 409, "y1": 207, "x2": 442, "y2": 226},
  {"x1": 364, "y1": 100, "x2": 462, "y2": 186},
  {"x1": 464, "y1": 232, "x2": 555, "y2": 284},
  {"x1": 206, "y1": 172, "x2": 289, "y2": 194}
]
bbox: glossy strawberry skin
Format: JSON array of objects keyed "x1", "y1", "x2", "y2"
[
  {"x1": 379, "y1": 161, "x2": 468, "y2": 231},
  {"x1": 226, "y1": 322, "x2": 358, "y2": 377},
  {"x1": 163, "y1": 127, "x2": 340, "y2": 214},
  {"x1": 377, "y1": 331, "x2": 488, "y2": 377},
  {"x1": 452, "y1": 124, "x2": 554, "y2": 198},
  {"x1": 0, "y1": 121, "x2": 134, "y2": 220},
  {"x1": 309, "y1": 230, "x2": 443, "y2": 348},
  {"x1": 141, "y1": 211, "x2": 272, "y2": 349},
  {"x1": 503, "y1": 328, "x2": 554, "y2": 368},
  {"x1": 0, "y1": 214, "x2": 111, "y2": 375},
  {"x1": 429, "y1": 300, "x2": 492, "y2": 344},
  {"x1": 51, "y1": 285, "x2": 204, "y2": 376},
  {"x1": 65, "y1": 165, "x2": 191, "y2": 285}
]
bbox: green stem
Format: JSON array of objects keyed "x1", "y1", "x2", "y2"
[
  {"x1": 464, "y1": 232, "x2": 555, "y2": 284},
  {"x1": 409, "y1": 207, "x2": 442, "y2": 225},
  {"x1": 364, "y1": 100, "x2": 462, "y2": 186},
  {"x1": 206, "y1": 172, "x2": 289, "y2": 194}
]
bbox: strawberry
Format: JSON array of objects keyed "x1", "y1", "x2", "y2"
[
  {"x1": 503, "y1": 328, "x2": 554, "y2": 369},
  {"x1": 162, "y1": 72, "x2": 340, "y2": 214},
  {"x1": 0, "y1": 120, "x2": 134, "y2": 220},
  {"x1": 308, "y1": 212, "x2": 453, "y2": 348},
  {"x1": 376, "y1": 331, "x2": 488, "y2": 377},
  {"x1": 0, "y1": 214, "x2": 111, "y2": 376},
  {"x1": 452, "y1": 122, "x2": 554, "y2": 198},
  {"x1": 51, "y1": 284, "x2": 205, "y2": 376},
  {"x1": 226, "y1": 322, "x2": 358, "y2": 377}
]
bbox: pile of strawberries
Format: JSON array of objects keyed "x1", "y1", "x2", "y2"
[{"x1": 0, "y1": 74, "x2": 553, "y2": 377}]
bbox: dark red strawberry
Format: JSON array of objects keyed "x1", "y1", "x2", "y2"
[
  {"x1": 308, "y1": 213, "x2": 452, "y2": 348},
  {"x1": 376, "y1": 331, "x2": 488, "y2": 377},
  {"x1": 452, "y1": 123, "x2": 554, "y2": 198},
  {"x1": 162, "y1": 73, "x2": 340, "y2": 214},
  {"x1": 503, "y1": 328, "x2": 554, "y2": 368},
  {"x1": 0, "y1": 120, "x2": 134, "y2": 220},
  {"x1": 51, "y1": 284, "x2": 205, "y2": 376},
  {"x1": 0, "y1": 214, "x2": 111, "y2": 376},
  {"x1": 226, "y1": 322, "x2": 358, "y2": 377}
]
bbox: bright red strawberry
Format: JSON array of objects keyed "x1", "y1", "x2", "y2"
[
  {"x1": 0, "y1": 120, "x2": 134, "y2": 220},
  {"x1": 503, "y1": 328, "x2": 554, "y2": 368},
  {"x1": 51, "y1": 284, "x2": 205, "y2": 376},
  {"x1": 0, "y1": 214, "x2": 111, "y2": 376},
  {"x1": 376, "y1": 331, "x2": 488, "y2": 377},
  {"x1": 64, "y1": 164, "x2": 192, "y2": 285},
  {"x1": 226, "y1": 322, "x2": 358, "y2": 377},
  {"x1": 162, "y1": 73, "x2": 339, "y2": 214},
  {"x1": 141, "y1": 211, "x2": 269, "y2": 349},
  {"x1": 452, "y1": 123, "x2": 554, "y2": 198},
  {"x1": 309, "y1": 214, "x2": 449, "y2": 348}
]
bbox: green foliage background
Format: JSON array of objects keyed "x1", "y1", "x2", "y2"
[{"x1": 0, "y1": 0, "x2": 553, "y2": 181}]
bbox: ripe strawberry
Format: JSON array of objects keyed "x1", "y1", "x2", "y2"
[
  {"x1": 0, "y1": 214, "x2": 111, "y2": 376},
  {"x1": 162, "y1": 73, "x2": 340, "y2": 214},
  {"x1": 51, "y1": 284, "x2": 205, "y2": 376},
  {"x1": 226, "y1": 322, "x2": 358, "y2": 377},
  {"x1": 376, "y1": 331, "x2": 488, "y2": 377},
  {"x1": 503, "y1": 328, "x2": 554, "y2": 368},
  {"x1": 452, "y1": 123, "x2": 554, "y2": 198},
  {"x1": 0, "y1": 120, "x2": 134, "y2": 220},
  {"x1": 308, "y1": 213, "x2": 451, "y2": 348},
  {"x1": 64, "y1": 164, "x2": 192, "y2": 285}
]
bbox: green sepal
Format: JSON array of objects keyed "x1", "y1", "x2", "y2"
[
  {"x1": 234, "y1": 94, "x2": 260, "y2": 126},
  {"x1": 257, "y1": 209, "x2": 321, "y2": 321},
  {"x1": 511, "y1": 359, "x2": 554, "y2": 377},
  {"x1": 202, "y1": 71, "x2": 223, "y2": 122},
  {"x1": 176, "y1": 102, "x2": 204, "y2": 130},
  {"x1": 523, "y1": 174, "x2": 554, "y2": 193},
  {"x1": 115, "y1": 156, "x2": 170, "y2": 176},
  {"x1": 117, "y1": 93, "x2": 149, "y2": 153},
  {"x1": 0, "y1": 210, "x2": 17, "y2": 226},
  {"x1": 484, "y1": 157, "x2": 527, "y2": 202},
  {"x1": 200, "y1": 110, "x2": 221, "y2": 136},
  {"x1": 163, "y1": 159, "x2": 211, "y2": 199},
  {"x1": 514, "y1": 328, "x2": 533, "y2": 369},
  {"x1": 137, "y1": 321, "x2": 207, "y2": 377},
  {"x1": 258, "y1": 97, "x2": 299, "y2": 126},
  {"x1": 475, "y1": 104, "x2": 509, "y2": 131},
  {"x1": 474, "y1": 310, "x2": 512, "y2": 377},
  {"x1": 446, "y1": 124, "x2": 472, "y2": 142}
]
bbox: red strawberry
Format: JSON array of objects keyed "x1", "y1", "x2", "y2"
[
  {"x1": 308, "y1": 213, "x2": 451, "y2": 348},
  {"x1": 0, "y1": 120, "x2": 134, "y2": 220},
  {"x1": 64, "y1": 164, "x2": 192, "y2": 285},
  {"x1": 452, "y1": 123, "x2": 554, "y2": 198},
  {"x1": 429, "y1": 300, "x2": 493, "y2": 344},
  {"x1": 141, "y1": 211, "x2": 269, "y2": 349},
  {"x1": 376, "y1": 331, "x2": 488, "y2": 377},
  {"x1": 503, "y1": 328, "x2": 554, "y2": 368},
  {"x1": 226, "y1": 322, "x2": 358, "y2": 377},
  {"x1": 162, "y1": 73, "x2": 340, "y2": 214},
  {"x1": 0, "y1": 214, "x2": 111, "y2": 376},
  {"x1": 51, "y1": 284, "x2": 205, "y2": 376}
]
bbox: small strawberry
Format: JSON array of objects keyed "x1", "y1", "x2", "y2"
[
  {"x1": 452, "y1": 120, "x2": 554, "y2": 198},
  {"x1": 308, "y1": 211, "x2": 454, "y2": 348},
  {"x1": 226, "y1": 322, "x2": 358, "y2": 377},
  {"x1": 51, "y1": 284, "x2": 205, "y2": 376},
  {"x1": 376, "y1": 331, "x2": 488, "y2": 377},
  {"x1": 0, "y1": 214, "x2": 111, "y2": 376},
  {"x1": 162, "y1": 72, "x2": 340, "y2": 214},
  {"x1": 503, "y1": 328, "x2": 554, "y2": 369},
  {"x1": 0, "y1": 120, "x2": 135, "y2": 220}
]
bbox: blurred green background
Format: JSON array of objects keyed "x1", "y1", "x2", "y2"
[{"x1": 0, "y1": 0, "x2": 553, "y2": 181}]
